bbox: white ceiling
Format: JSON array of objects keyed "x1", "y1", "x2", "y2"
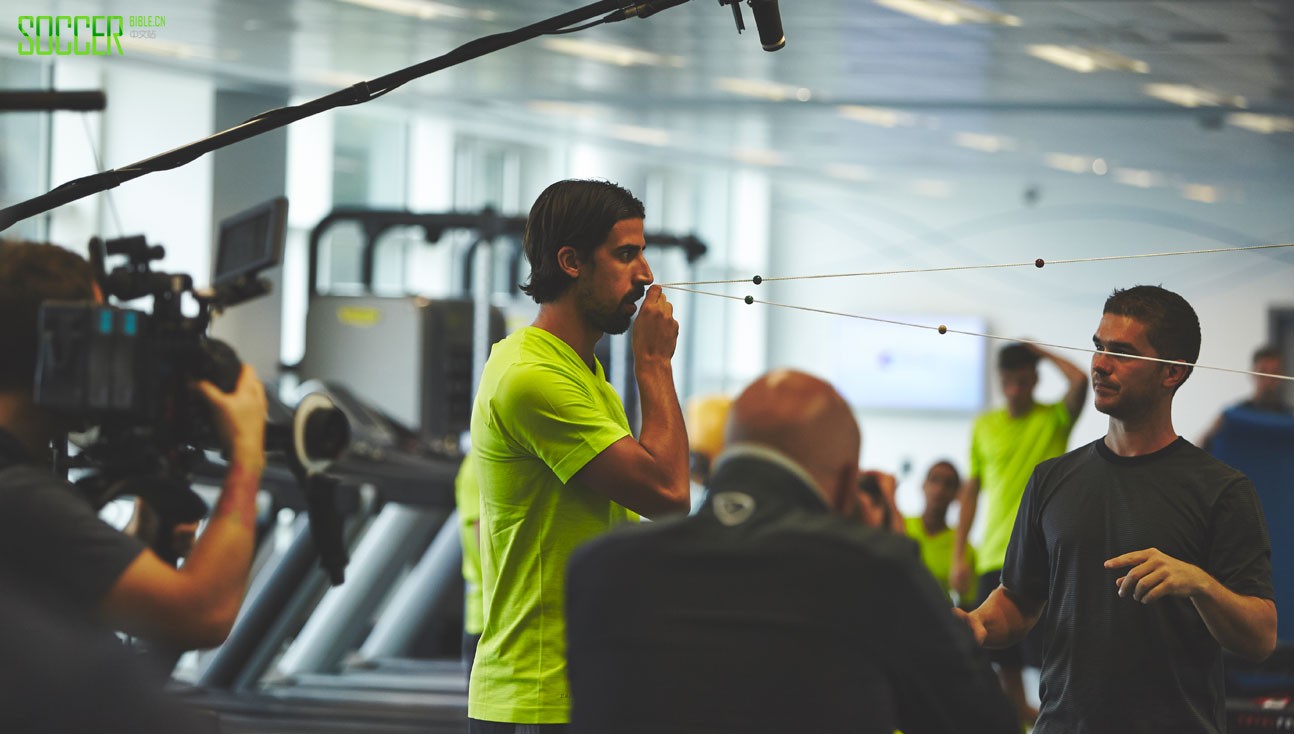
[{"x1": 4, "y1": 0, "x2": 1293, "y2": 190}]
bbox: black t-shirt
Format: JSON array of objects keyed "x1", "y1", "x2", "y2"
[
  {"x1": 1004, "y1": 437, "x2": 1274, "y2": 734},
  {"x1": 0, "y1": 430, "x2": 144, "y2": 622},
  {"x1": 566, "y1": 453, "x2": 1019, "y2": 734},
  {"x1": 0, "y1": 589, "x2": 204, "y2": 734}
]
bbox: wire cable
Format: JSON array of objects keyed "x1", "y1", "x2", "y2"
[
  {"x1": 660, "y1": 242, "x2": 1294, "y2": 288},
  {"x1": 660, "y1": 285, "x2": 1294, "y2": 383}
]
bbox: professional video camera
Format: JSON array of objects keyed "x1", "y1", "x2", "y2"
[{"x1": 32, "y1": 198, "x2": 353, "y2": 583}]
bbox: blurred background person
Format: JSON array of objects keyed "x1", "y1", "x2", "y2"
[
  {"x1": 454, "y1": 449, "x2": 484, "y2": 681},
  {"x1": 1200, "y1": 344, "x2": 1292, "y2": 451},
  {"x1": 686, "y1": 394, "x2": 731, "y2": 510},
  {"x1": 906, "y1": 460, "x2": 976, "y2": 609}
]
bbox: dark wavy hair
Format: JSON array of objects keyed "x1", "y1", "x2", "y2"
[
  {"x1": 1103, "y1": 285, "x2": 1201, "y2": 388},
  {"x1": 0, "y1": 240, "x2": 95, "y2": 390},
  {"x1": 519, "y1": 179, "x2": 645, "y2": 303}
]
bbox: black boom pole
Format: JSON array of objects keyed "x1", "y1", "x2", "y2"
[{"x1": 0, "y1": 0, "x2": 695, "y2": 232}]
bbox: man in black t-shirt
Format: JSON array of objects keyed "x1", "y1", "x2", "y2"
[
  {"x1": 959, "y1": 285, "x2": 1276, "y2": 734},
  {"x1": 0, "y1": 240, "x2": 267, "y2": 650},
  {"x1": 0, "y1": 589, "x2": 212, "y2": 734}
]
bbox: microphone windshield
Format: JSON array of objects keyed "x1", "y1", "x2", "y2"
[{"x1": 749, "y1": 0, "x2": 786, "y2": 51}]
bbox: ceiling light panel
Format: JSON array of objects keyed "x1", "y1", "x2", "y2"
[
  {"x1": 823, "y1": 164, "x2": 872, "y2": 182},
  {"x1": 542, "y1": 39, "x2": 685, "y2": 68},
  {"x1": 732, "y1": 148, "x2": 787, "y2": 166},
  {"x1": 1026, "y1": 45, "x2": 1149, "y2": 74},
  {"x1": 1113, "y1": 168, "x2": 1164, "y2": 188},
  {"x1": 715, "y1": 77, "x2": 813, "y2": 102},
  {"x1": 337, "y1": 0, "x2": 495, "y2": 21},
  {"x1": 610, "y1": 124, "x2": 672, "y2": 146},
  {"x1": 1143, "y1": 83, "x2": 1245, "y2": 108},
  {"x1": 838, "y1": 105, "x2": 919, "y2": 128},
  {"x1": 953, "y1": 132, "x2": 1016, "y2": 152},
  {"x1": 1181, "y1": 184, "x2": 1220, "y2": 203},
  {"x1": 1044, "y1": 152, "x2": 1092, "y2": 174},
  {"x1": 874, "y1": 0, "x2": 1021, "y2": 27},
  {"x1": 1228, "y1": 113, "x2": 1294, "y2": 134}
]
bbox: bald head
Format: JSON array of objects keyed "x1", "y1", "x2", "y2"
[{"x1": 726, "y1": 370, "x2": 861, "y2": 512}]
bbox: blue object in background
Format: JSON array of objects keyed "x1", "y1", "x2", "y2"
[{"x1": 1210, "y1": 406, "x2": 1294, "y2": 642}]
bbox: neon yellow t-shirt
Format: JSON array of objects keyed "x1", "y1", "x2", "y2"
[
  {"x1": 468, "y1": 327, "x2": 636, "y2": 724},
  {"x1": 904, "y1": 515, "x2": 975, "y2": 605},
  {"x1": 969, "y1": 401, "x2": 1073, "y2": 575},
  {"x1": 454, "y1": 451, "x2": 484, "y2": 636}
]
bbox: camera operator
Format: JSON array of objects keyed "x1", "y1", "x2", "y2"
[{"x1": 0, "y1": 239, "x2": 267, "y2": 651}]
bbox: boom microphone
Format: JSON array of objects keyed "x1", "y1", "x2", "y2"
[
  {"x1": 605, "y1": 0, "x2": 785, "y2": 51},
  {"x1": 610, "y1": 0, "x2": 692, "y2": 20},
  {"x1": 748, "y1": 0, "x2": 785, "y2": 51}
]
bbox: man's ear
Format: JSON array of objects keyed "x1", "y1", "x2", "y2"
[
  {"x1": 1162, "y1": 361, "x2": 1191, "y2": 391},
  {"x1": 831, "y1": 463, "x2": 862, "y2": 519},
  {"x1": 556, "y1": 246, "x2": 582, "y2": 279}
]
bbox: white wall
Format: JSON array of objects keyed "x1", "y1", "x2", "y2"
[
  {"x1": 39, "y1": 59, "x2": 214, "y2": 282},
  {"x1": 99, "y1": 66, "x2": 214, "y2": 285}
]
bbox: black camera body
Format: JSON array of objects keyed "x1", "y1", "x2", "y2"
[
  {"x1": 34, "y1": 304, "x2": 244, "y2": 449},
  {"x1": 30, "y1": 197, "x2": 352, "y2": 585},
  {"x1": 32, "y1": 200, "x2": 287, "y2": 536},
  {"x1": 36, "y1": 197, "x2": 286, "y2": 431}
]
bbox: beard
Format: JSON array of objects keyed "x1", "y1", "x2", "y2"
[
  {"x1": 576, "y1": 280, "x2": 643, "y2": 335},
  {"x1": 592, "y1": 304, "x2": 633, "y2": 335}
]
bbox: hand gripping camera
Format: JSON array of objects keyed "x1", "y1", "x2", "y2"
[{"x1": 33, "y1": 198, "x2": 353, "y2": 583}]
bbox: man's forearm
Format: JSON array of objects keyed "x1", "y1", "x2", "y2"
[
  {"x1": 1193, "y1": 580, "x2": 1277, "y2": 661},
  {"x1": 634, "y1": 358, "x2": 690, "y2": 509},
  {"x1": 178, "y1": 458, "x2": 261, "y2": 629},
  {"x1": 954, "y1": 482, "x2": 978, "y2": 558},
  {"x1": 1041, "y1": 347, "x2": 1086, "y2": 384},
  {"x1": 974, "y1": 585, "x2": 1044, "y2": 649}
]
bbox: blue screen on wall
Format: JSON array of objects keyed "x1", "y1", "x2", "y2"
[{"x1": 827, "y1": 313, "x2": 987, "y2": 412}]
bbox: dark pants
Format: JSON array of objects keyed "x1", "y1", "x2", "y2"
[
  {"x1": 976, "y1": 569, "x2": 1043, "y2": 668},
  {"x1": 468, "y1": 720, "x2": 568, "y2": 734}
]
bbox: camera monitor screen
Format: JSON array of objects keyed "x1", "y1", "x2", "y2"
[{"x1": 213, "y1": 196, "x2": 288, "y2": 287}]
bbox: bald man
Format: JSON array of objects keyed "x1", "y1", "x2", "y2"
[{"x1": 565, "y1": 370, "x2": 1017, "y2": 734}]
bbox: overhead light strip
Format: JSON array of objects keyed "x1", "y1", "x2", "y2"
[
  {"x1": 838, "y1": 105, "x2": 919, "y2": 128},
  {"x1": 874, "y1": 0, "x2": 1020, "y2": 27},
  {"x1": 1026, "y1": 45, "x2": 1148, "y2": 74},
  {"x1": 336, "y1": 0, "x2": 495, "y2": 21},
  {"x1": 1143, "y1": 83, "x2": 1245, "y2": 108},
  {"x1": 953, "y1": 131, "x2": 1015, "y2": 152},
  {"x1": 542, "y1": 38, "x2": 685, "y2": 68},
  {"x1": 1228, "y1": 112, "x2": 1294, "y2": 135},
  {"x1": 715, "y1": 77, "x2": 813, "y2": 102}
]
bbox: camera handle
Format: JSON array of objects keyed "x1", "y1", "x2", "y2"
[
  {"x1": 195, "y1": 339, "x2": 242, "y2": 393},
  {"x1": 269, "y1": 392, "x2": 353, "y2": 585},
  {"x1": 302, "y1": 473, "x2": 349, "y2": 586}
]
